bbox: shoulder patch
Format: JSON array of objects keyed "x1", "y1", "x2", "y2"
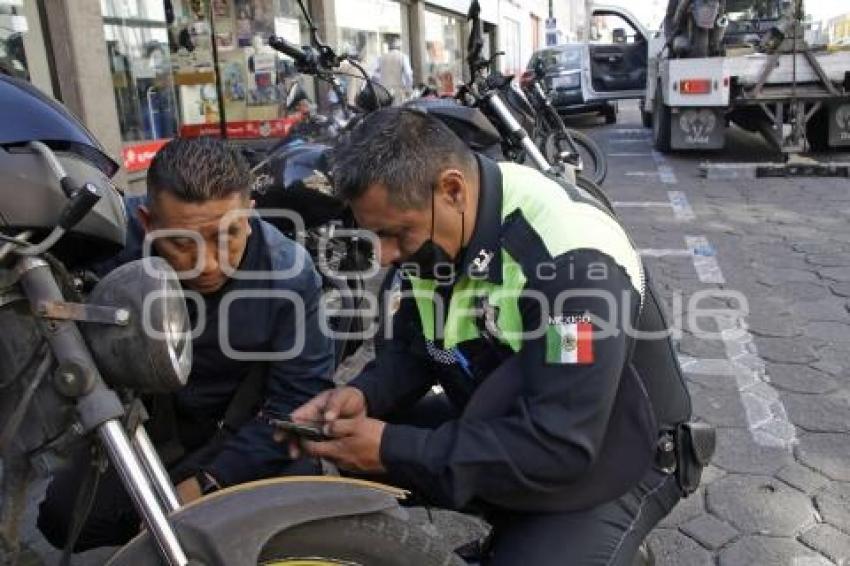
[{"x1": 545, "y1": 313, "x2": 594, "y2": 365}]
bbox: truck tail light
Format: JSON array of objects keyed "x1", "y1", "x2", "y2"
[{"x1": 680, "y1": 79, "x2": 712, "y2": 94}]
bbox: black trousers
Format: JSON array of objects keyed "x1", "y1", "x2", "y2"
[
  {"x1": 394, "y1": 394, "x2": 683, "y2": 566},
  {"x1": 484, "y1": 466, "x2": 681, "y2": 566},
  {"x1": 36, "y1": 438, "x2": 321, "y2": 552}
]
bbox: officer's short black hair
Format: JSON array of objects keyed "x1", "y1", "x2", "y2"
[
  {"x1": 332, "y1": 107, "x2": 476, "y2": 209},
  {"x1": 147, "y1": 137, "x2": 251, "y2": 205}
]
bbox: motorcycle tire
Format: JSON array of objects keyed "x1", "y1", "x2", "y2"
[
  {"x1": 258, "y1": 513, "x2": 465, "y2": 566},
  {"x1": 544, "y1": 129, "x2": 608, "y2": 186},
  {"x1": 576, "y1": 174, "x2": 616, "y2": 216}
]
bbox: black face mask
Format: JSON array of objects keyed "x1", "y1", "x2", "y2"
[{"x1": 398, "y1": 193, "x2": 464, "y2": 281}]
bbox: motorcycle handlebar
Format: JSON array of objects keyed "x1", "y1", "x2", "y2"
[{"x1": 268, "y1": 35, "x2": 308, "y2": 66}]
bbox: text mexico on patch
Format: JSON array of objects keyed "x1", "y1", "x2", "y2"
[{"x1": 546, "y1": 313, "x2": 594, "y2": 365}]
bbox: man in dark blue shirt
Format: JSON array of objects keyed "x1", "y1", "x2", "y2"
[{"x1": 38, "y1": 137, "x2": 334, "y2": 551}]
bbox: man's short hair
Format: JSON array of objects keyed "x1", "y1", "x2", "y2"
[
  {"x1": 147, "y1": 137, "x2": 251, "y2": 203},
  {"x1": 332, "y1": 107, "x2": 476, "y2": 209}
]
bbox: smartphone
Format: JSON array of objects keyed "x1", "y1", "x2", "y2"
[{"x1": 265, "y1": 417, "x2": 333, "y2": 442}]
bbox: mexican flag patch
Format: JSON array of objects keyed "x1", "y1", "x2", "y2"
[{"x1": 545, "y1": 314, "x2": 594, "y2": 365}]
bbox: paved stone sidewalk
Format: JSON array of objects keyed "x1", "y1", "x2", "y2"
[{"x1": 593, "y1": 103, "x2": 850, "y2": 566}]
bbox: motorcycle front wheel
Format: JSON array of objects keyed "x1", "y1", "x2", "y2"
[
  {"x1": 576, "y1": 174, "x2": 615, "y2": 216},
  {"x1": 259, "y1": 513, "x2": 465, "y2": 566}
]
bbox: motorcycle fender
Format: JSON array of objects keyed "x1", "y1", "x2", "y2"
[{"x1": 106, "y1": 476, "x2": 408, "y2": 566}]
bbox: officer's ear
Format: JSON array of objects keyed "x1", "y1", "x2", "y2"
[{"x1": 434, "y1": 168, "x2": 469, "y2": 214}]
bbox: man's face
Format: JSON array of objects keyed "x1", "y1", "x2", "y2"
[
  {"x1": 349, "y1": 171, "x2": 471, "y2": 268},
  {"x1": 139, "y1": 191, "x2": 253, "y2": 294}
]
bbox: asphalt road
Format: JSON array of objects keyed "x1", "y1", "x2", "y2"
[{"x1": 8, "y1": 100, "x2": 850, "y2": 565}]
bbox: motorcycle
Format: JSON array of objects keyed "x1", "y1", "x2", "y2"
[
  {"x1": 519, "y1": 59, "x2": 609, "y2": 186},
  {"x1": 0, "y1": 74, "x2": 462, "y2": 566},
  {"x1": 456, "y1": 0, "x2": 615, "y2": 214}
]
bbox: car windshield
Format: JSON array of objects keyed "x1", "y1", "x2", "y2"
[{"x1": 532, "y1": 47, "x2": 582, "y2": 71}]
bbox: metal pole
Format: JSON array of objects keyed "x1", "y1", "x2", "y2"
[
  {"x1": 207, "y1": 1, "x2": 228, "y2": 139},
  {"x1": 99, "y1": 420, "x2": 189, "y2": 566}
]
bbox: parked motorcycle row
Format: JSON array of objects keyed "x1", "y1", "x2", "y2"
[{"x1": 0, "y1": 1, "x2": 621, "y2": 566}]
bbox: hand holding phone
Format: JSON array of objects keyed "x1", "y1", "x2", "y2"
[{"x1": 265, "y1": 416, "x2": 333, "y2": 442}]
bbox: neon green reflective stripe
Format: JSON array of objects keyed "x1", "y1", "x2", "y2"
[
  {"x1": 499, "y1": 162, "x2": 644, "y2": 299},
  {"x1": 410, "y1": 162, "x2": 643, "y2": 355},
  {"x1": 410, "y1": 278, "x2": 438, "y2": 341},
  {"x1": 409, "y1": 251, "x2": 526, "y2": 352}
]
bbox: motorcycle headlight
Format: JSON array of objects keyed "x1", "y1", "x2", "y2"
[{"x1": 83, "y1": 257, "x2": 192, "y2": 393}]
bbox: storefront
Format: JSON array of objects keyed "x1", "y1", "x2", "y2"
[
  {"x1": 100, "y1": 0, "x2": 318, "y2": 173},
  {"x1": 0, "y1": 0, "x2": 52, "y2": 95},
  {"x1": 3, "y1": 0, "x2": 531, "y2": 192},
  {"x1": 422, "y1": 7, "x2": 463, "y2": 96},
  {"x1": 99, "y1": 0, "x2": 418, "y2": 174},
  {"x1": 421, "y1": 0, "x2": 499, "y2": 96}
]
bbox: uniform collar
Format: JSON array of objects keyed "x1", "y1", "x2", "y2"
[{"x1": 458, "y1": 154, "x2": 503, "y2": 284}]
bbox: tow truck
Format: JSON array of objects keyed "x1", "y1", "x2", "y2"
[{"x1": 581, "y1": 0, "x2": 850, "y2": 169}]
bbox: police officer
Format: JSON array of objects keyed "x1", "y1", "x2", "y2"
[{"x1": 292, "y1": 107, "x2": 703, "y2": 565}]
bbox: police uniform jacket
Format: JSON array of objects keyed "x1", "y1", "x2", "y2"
[{"x1": 352, "y1": 155, "x2": 692, "y2": 512}]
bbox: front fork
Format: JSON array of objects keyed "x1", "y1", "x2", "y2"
[
  {"x1": 482, "y1": 92, "x2": 558, "y2": 174},
  {"x1": 15, "y1": 257, "x2": 188, "y2": 566},
  {"x1": 531, "y1": 82, "x2": 585, "y2": 173}
]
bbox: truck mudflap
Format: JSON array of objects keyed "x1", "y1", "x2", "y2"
[
  {"x1": 671, "y1": 107, "x2": 725, "y2": 150},
  {"x1": 829, "y1": 103, "x2": 850, "y2": 148}
]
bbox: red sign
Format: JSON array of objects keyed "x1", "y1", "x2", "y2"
[
  {"x1": 121, "y1": 117, "x2": 303, "y2": 172},
  {"x1": 122, "y1": 139, "x2": 170, "y2": 173},
  {"x1": 179, "y1": 117, "x2": 301, "y2": 140}
]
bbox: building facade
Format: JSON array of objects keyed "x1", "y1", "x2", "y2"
[{"x1": 4, "y1": 0, "x2": 555, "y2": 193}]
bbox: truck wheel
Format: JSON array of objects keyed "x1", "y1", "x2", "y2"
[
  {"x1": 652, "y1": 90, "x2": 672, "y2": 153},
  {"x1": 603, "y1": 104, "x2": 618, "y2": 125},
  {"x1": 259, "y1": 513, "x2": 465, "y2": 566},
  {"x1": 806, "y1": 107, "x2": 830, "y2": 152},
  {"x1": 641, "y1": 108, "x2": 653, "y2": 129}
]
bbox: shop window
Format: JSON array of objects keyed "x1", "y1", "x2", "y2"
[
  {"x1": 500, "y1": 16, "x2": 521, "y2": 76},
  {"x1": 423, "y1": 9, "x2": 463, "y2": 97},
  {"x1": 0, "y1": 0, "x2": 53, "y2": 94},
  {"x1": 332, "y1": 0, "x2": 407, "y2": 104},
  {"x1": 102, "y1": 0, "x2": 314, "y2": 173}
]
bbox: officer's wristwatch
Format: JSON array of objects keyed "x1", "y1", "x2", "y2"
[{"x1": 195, "y1": 470, "x2": 221, "y2": 495}]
